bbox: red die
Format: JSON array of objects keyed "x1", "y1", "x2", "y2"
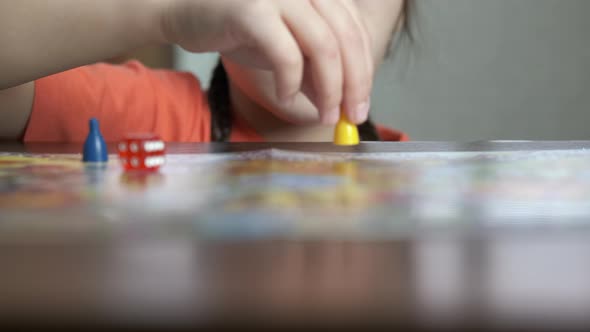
[{"x1": 117, "y1": 133, "x2": 166, "y2": 172}]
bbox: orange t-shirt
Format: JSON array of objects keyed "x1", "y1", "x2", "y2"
[{"x1": 25, "y1": 61, "x2": 408, "y2": 142}]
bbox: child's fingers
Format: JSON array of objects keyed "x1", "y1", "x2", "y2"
[
  {"x1": 233, "y1": 4, "x2": 304, "y2": 103},
  {"x1": 282, "y1": 1, "x2": 344, "y2": 125},
  {"x1": 342, "y1": 0, "x2": 376, "y2": 118},
  {"x1": 341, "y1": 0, "x2": 375, "y2": 81},
  {"x1": 312, "y1": 0, "x2": 374, "y2": 124}
]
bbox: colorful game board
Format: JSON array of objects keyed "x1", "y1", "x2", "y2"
[{"x1": 2, "y1": 149, "x2": 590, "y2": 240}]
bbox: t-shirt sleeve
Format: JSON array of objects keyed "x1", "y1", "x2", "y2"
[
  {"x1": 376, "y1": 125, "x2": 409, "y2": 142},
  {"x1": 24, "y1": 61, "x2": 210, "y2": 143}
]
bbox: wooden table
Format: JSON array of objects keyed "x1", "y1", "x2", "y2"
[{"x1": 2, "y1": 141, "x2": 590, "y2": 331}]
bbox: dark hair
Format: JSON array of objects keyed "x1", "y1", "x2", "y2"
[
  {"x1": 402, "y1": 0, "x2": 413, "y2": 40},
  {"x1": 208, "y1": 62, "x2": 232, "y2": 142},
  {"x1": 208, "y1": 1, "x2": 411, "y2": 142}
]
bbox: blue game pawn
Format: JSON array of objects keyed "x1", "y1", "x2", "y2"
[{"x1": 83, "y1": 118, "x2": 108, "y2": 163}]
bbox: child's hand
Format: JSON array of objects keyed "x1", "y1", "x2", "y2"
[{"x1": 164, "y1": 0, "x2": 375, "y2": 124}]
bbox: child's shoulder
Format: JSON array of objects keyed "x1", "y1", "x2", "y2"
[
  {"x1": 376, "y1": 125, "x2": 409, "y2": 142},
  {"x1": 25, "y1": 61, "x2": 211, "y2": 143}
]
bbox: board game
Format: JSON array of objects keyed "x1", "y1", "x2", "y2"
[{"x1": 2, "y1": 148, "x2": 590, "y2": 240}]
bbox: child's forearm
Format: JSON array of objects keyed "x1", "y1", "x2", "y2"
[{"x1": 0, "y1": 0, "x2": 167, "y2": 89}]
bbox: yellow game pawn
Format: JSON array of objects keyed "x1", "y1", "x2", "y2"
[{"x1": 333, "y1": 109, "x2": 360, "y2": 146}]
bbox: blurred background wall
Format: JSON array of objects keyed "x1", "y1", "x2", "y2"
[
  {"x1": 126, "y1": 0, "x2": 590, "y2": 141},
  {"x1": 376, "y1": 0, "x2": 590, "y2": 141}
]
